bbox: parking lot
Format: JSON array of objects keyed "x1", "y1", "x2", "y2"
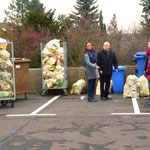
[{"x1": 0, "y1": 93, "x2": 150, "y2": 150}]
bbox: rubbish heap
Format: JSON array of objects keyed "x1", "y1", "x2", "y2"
[
  {"x1": 123, "y1": 75, "x2": 149, "y2": 98},
  {"x1": 70, "y1": 79, "x2": 86, "y2": 95},
  {"x1": 123, "y1": 75, "x2": 139, "y2": 98},
  {"x1": 42, "y1": 39, "x2": 65, "y2": 88},
  {"x1": 0, "y1": 38, "x2": 13, "y2": 98},
  {"x1": 137, "y1": 75, "x2": 149, "y2": 97}
]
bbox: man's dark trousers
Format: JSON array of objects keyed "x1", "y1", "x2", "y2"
[{"x1": 100, "y1": 75, "x2": 111, "y2": 98}]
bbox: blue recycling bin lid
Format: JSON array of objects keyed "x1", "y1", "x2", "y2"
[
  {"x1": 113, "y1": 66, "x2": 125, "y2": 71},
  {"x1": 134, "y1": 52, "x2": 146, "y2": 59}
]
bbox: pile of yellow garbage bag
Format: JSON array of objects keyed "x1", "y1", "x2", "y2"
[
  {"x1": 42, "y1": 39, "x2": 65, "y2": 88},
  {"x1": 0, "y1": 38, "x2": 14, "y2": 98},
  {"x1": 123, "y1": 75, "x2": 149, "y2": 98},
  {"x1": 138, "y1": 75, "x2": 149, "y2": 97},
  {"x1": 70, "y1": 79, "x2": 86, "y2": 95}
]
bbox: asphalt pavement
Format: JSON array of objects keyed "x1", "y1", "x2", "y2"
[{"x1": 0, "y1": 93, "x2": 150, "y2": 150}]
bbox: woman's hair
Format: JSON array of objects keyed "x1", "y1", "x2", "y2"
[{"x1": 83, "y1": 42, "x2": 95, "y2": 55}]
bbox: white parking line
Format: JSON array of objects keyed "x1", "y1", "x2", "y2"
[
  {"x1": 132, "y1": 98, "x2": 140, "y2": 114},
  {"x1": 30, "y1": 95, "x2": 60, "y2": 115},
  {"x1": 111, "y1": 98, "x2": 150, "y2": 116},
  {"x1": 111, "y1": 113, "x2": 150, "y2": 115},
  {"x1": 6, "y1": 95, "x2": 60, "y2": 117},
  {"x1": 6, "y1": 114, "x2": 56, "y2": 117}
]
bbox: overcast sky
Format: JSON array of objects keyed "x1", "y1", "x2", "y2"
[{"x1": 0, "y1": 0, "x2": 143, "y2": 31}]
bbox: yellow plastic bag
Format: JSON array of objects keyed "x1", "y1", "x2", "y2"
[
  {"x1": 0, "y1": 44, "x2": 7, "y2": 50},
  {"x1": 43, "y1": 70, "x2": 54, "y2": 79},
  {"x1": 42, "y1": 47, "x2": 54, "y2": 58},
  {"x1": 138, "y1": 75, "x2": 149, "y2": 97},
  {"x1": 0, "y1": 50, "x2": 10, "y2": 60},
  {"x1": 70, "y1": 79, "x2": 86, "y2": 95},
  {"x1": 45, "y1": 39, "x2": 60, "y2": 52},
  {"x1": 0, "y1": 38, "x2": 7, "y2": 50},
  {"x1": 96, "y1": 80, "x2": 101, "y2": 95},
  {"x1": 0, "y1": 91, "x2": 13, "y2": 98},
  {"x1": 123, "y1": 75, "x2": 139, "y2": 98},
  {"x1": 0, "y1": 80, "x2": 13, "y2": 91},
  {"x1": 44, "y1": 78, "x2": 58, "y2": 88},
  {"x1": 56, "y1": 47, "x2": 64, "y2": 61}
]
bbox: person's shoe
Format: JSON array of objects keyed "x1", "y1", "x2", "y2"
[
  {"x1": 106, "y1": 96, "x2": 112, "y2": 100},
  {"x1": 101, "y1": 97, "x2": 107, "y2": 101},
  {"x1": 144, "y1": 97, "x2": 150, "y2": 100},
  {"x1": 92, "y1": 98, "x2": 98, "y2": 102},
  {"x1": 88, "y1": 99, "x2": 98, "y2": 102},
  {"x1": 88, "y1": 98, "x2": 98, "y2": 102}
]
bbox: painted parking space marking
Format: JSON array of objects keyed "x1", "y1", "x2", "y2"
[
  {"x1": 6, "y1": 95, "x2": 60, "y2": 117},
  {"x1": 132, "y1": 98, "x2": 140, "y2": 114},
  {"x1": 111, "y1": 98, "x2": 150, "y2": 115},
  {"x1": 111, "y1": 113, "x2": 150, "y2": 115},
  {"x1": 30, "y1": 95, "x2": 59, "y2": 115},
  {"x1": 6, "y1": 114, "x2": 56, "y2": 117}
]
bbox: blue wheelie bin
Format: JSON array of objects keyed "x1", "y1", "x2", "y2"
[
  {"x1": 133, "y1": 52, "x2": 146, "y2": 78},
  {"x1": 112, "y1": 66, "x2": 125, "y2": 94}
]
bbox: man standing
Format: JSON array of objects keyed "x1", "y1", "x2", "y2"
[{"x1": 97, "y1": 41, "x2": 118, "y2": 101}]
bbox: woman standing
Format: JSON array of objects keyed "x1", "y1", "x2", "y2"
[
  {"x1": 144, "y1": 42, "x2": 150, "y2": 100},
  {"x1": 84, "y1": 43, "x2": 100, "y2": 102}
]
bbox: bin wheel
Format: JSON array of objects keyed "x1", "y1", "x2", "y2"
[
  {"x1": 10, "y1": 101, "x2": 14, "y2": 108},
  {"x1": 63, "y1": 89, "x2": 68, "y2": 96},
  {"x1": 1, "y1": 100, "x2": 8, "y2": 106},
  {"x1": 24, "y1": 93, "x2": 28, "y2": 100},
  {"x1": 42, "y1": 90, "x2": 47, "y2": 96}
]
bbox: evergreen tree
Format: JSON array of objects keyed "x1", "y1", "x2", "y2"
[
  {"x1": 70, "y1": 0, "x2": 99, "y2": 24},
  {"x1": 108, "y1": 14, "x2": 118, "y2": 34},
  {"x1": 57, "y1": 14, "x2": 72, "y2": 30},
  {"x1": 28, "y1": 0, "x2": 45, "y2": 12},
  {"x1": 57, "y1": 15, "x2": 68, "y2": 25},
  {"x1": 140, "y1": 0, "x2": 150, "y2": 36},
  {"x1": 57, "y1": 14, "x2": 73, "y2": 39},
  {"x1": 140, "y1": 0, "x2": 150, "y2": 15},
  {"x1": 22, "y1": 9, "x2": 61, "y2": 37},
  {"x1": 5, "y1": 0, "x2": 45, "y2": 24},
  {"x1": 99, "y1": 10, "x2": 106, "y2": 33}
]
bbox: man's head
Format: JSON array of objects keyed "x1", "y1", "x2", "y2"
[
  {"x1": 103, "y1": 41, "x2": 110, "y2": 51},
  {"x1": 148, "y1": 42, "x2": 150, "y2": 49}
]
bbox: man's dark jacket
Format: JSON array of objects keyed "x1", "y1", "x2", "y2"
[
  {"x1": 144, "y1": 55, "x2": 149, "y2": 71},
  {"x1": 97, "y1": 49, "x2": 118, "y2": 75}
]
